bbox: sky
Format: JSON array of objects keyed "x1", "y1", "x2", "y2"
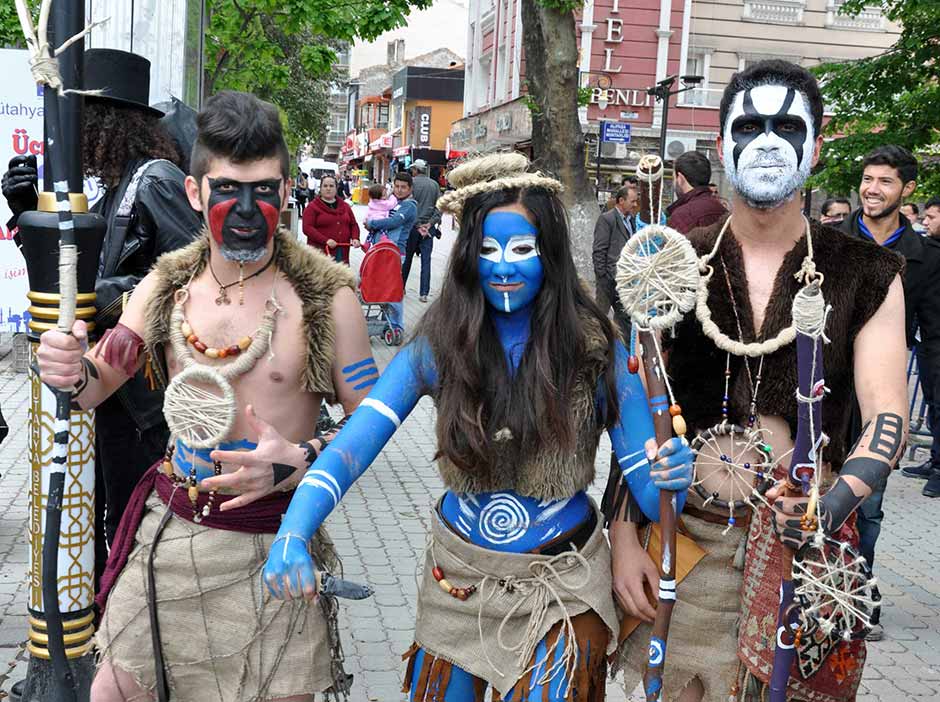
[{"x1": 349, "y1": 0, "x2": 470, "y2": 76}]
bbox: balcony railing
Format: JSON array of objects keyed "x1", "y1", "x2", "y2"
[
  {"x1": 826, "y1": 1, "x2": 884, "y2": 31},
  {"x1": 678, "y1": 87, "x2": 722, "y2": 109},
  {"x1": 743, "y1": 0, "x2": 805, "y2": 24}
]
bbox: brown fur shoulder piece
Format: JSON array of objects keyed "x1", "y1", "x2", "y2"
[{"x1": 144, "y1": 228, "x2": 356, "y2": 396}]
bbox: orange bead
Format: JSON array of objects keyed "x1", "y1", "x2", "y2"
[
  {"x1": 627, "y1": 355, "x2": 639, "y2": 374},
  {"x1": 669, "y1": 404, "x2": 682, "y2": 417},
  {"x1": 217, "y1": 348, "x2": 228, "y2": 358},
  {"x1": 187, "y1": 334, "x2": 198, "y2": 344}
]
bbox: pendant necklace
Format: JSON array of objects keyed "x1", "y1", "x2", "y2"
[{"x1": 208, "y1": 246, "x2": 277, "y2": 305}]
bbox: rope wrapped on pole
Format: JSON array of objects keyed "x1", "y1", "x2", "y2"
[{"x1": 13, "y1": 2, "x2": 108, "y2": 700}]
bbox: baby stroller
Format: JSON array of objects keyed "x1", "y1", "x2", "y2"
[{"x1": 358, "y1": 238, "x2": 405, "y2": 345}]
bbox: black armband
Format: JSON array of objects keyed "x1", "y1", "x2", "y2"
[
  {"x1": 819, "y1": 480, "x2": 864, "y2": 534},
  {"x1": 298, "y1": 441, "x2": 318, "y2": 464},
  {"x1": 839, "y1": 455, "x2": 890, "y2": 492}
]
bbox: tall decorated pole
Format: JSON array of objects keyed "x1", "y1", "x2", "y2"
[
  {"x1": 615, "y1": 155, "x2": 700, "y2": 701},
  {"x1": 14, "y1": 1, "x2": 106, "y2": 700}
]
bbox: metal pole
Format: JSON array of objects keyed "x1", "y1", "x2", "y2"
[{"x1": 659, "y1": 88, "x2": 670, "y2": 161}]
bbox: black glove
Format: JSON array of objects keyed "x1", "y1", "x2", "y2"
[{"x1": 2, "y1": 154, "x2": 38, "y2": 225}]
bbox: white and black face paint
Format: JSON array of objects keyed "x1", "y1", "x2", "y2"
[{"x1": 722, "y1": 84, "x2": 815, "y2": 209}]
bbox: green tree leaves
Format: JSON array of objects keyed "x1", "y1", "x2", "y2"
[{"x1": 813, "y1": 0, "x2": 940, "y2": 196}]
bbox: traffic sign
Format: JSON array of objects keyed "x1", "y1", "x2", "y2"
[{"x1": 600, "y1": 121, "x2": 632, "y2": 144}]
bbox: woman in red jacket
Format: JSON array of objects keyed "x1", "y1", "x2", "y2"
[{"x1": 302, "y1": 174, "x2": 360, "y2": 263}]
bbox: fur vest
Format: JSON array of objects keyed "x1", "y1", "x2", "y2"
[
  {"x1": 667, "y1": 217, "x2": 903, "y2": 469},
  {"x1": 143, "y1": 228, "x2": 356, "y2": 399},
  {"x1": 434, "y1": 314, "x2": 610, "y2": 500}
]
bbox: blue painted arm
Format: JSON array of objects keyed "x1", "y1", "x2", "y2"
[
  {"x1": 263, "y1": 339, "x2": 437, "y2": 598},
  {"x1": 603, "y1": 341, "x2": 690, "y2": 522}
]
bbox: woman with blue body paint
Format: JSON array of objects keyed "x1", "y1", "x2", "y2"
[{"x1": 261, "y1": 154, "x2": 695, "y2": 701}]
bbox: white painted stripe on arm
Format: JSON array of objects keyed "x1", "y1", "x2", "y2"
[{"x1": 360, "y1": 397, "x2": 402, "y2": 427}]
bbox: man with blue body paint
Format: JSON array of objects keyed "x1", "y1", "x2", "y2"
[{"x1": 258, "y1": 153, "x2": 696, "y2": 701}]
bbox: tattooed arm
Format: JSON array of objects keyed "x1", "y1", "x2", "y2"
[{"x1": 771, "y1": 276, "x2": 908, "y2": 548}]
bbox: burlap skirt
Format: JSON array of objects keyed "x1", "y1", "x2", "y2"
[
  {"x1": 620, "y1": 513, "x2": 746, "y2": 702},
  {"x1": 96, "y1": 493, "x2": 338, "y2": 701},
  {"x1": 411, "y1": 500, "x2": 620, "y2": 699}
]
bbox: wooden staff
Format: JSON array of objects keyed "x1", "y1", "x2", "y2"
[{"x1": 634, "y1": 155, "x2": 684, "y2": 702}]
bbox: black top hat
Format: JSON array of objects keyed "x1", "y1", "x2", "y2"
[{"x1": 84, "y1": 48, "x2": 164, "y2": 118}]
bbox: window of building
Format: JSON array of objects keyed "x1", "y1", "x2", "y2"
[
  {"x1": 477, "y1": 55, "x2": 492, "y2": 111},
  {"x1": 679, "y1": 50, "x2": 720, "y2": 108},
  {"x1": 825, "y1": 1, "x2": 884, "y2": 31},
  {"x1": 742, "y1": 0, "x2": 806, "y2": 24},
  {"x1": 378, "y1": 104, "x2": 390, "y2": 130}
]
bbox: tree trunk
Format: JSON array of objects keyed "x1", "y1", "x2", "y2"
[{"x1": 521, "y1": 0, "x2": 597, "y2": 280}]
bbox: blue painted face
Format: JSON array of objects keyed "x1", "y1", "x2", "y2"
[{"x1": 479, "y1": 211, "x2": 544, "y2": 313}]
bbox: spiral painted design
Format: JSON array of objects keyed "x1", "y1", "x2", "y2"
[
  {"x1": 648, "y1": 637, "x2": 665, "y2": 667},
  {"x1": 479, "y1": 493, "x2": 530, "y2": 544}
]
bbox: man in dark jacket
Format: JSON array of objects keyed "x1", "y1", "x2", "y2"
[
  {"x1": 404, "y1": 159, "x2": 442, "y2": 302},
  {"x1": 592, "y1": 184, "x2": 636, "y2": 339},
  {"x1": 841, "y1": 146, "x2": 940, "y2": 639},
  {"x1": 666, "y1": 150, "x2": 727, "y2": 234},
  {"x1": 1, "y1": 50, "x2": 200, "y2": 577}
]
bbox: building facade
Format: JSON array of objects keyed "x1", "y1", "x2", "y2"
[
  {"x1": 340, "y1": 47, "x2": 464, "y2": 185},
  {"x1": 454, "y1": 0, "x2": 900, "y2": 196}
]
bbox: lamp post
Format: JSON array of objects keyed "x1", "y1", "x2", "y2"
[
  {"x1": 579, "y1": 71, "x2": 613, "y2": 198},
  {"x1": 646, "y1": 74, "x2": 704, "y2": 160}
]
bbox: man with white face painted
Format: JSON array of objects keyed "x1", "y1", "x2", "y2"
[{"x1": 612, "y1": 60, "x2": 907, "y2": 702}]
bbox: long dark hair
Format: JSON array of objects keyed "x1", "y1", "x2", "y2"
[
  {"x1": 82, "y1": 101, "x2": 182, "y2": 184},
  {"x1": 417, "y1": 187, "x2": 620, "y2": 474}
]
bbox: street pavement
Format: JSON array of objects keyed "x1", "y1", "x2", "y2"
[{"x1": 0, "y1": 207, "x2": 937, "y2": 700}]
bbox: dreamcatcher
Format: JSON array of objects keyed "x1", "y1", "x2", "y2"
[{"x1": 768, "y1": 277, "x2": 881, "y2": 700}]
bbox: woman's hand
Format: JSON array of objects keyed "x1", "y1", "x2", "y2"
[
  {"x1": 351, "y1": 238, "x2": 361, "y2": 248},
  {"x1": 649, "y1": 437, "x2": 695, "y2": 491},
  {"x1": 203, "y1": 405, "x2": 306, "y2": 511},
  {"x1": 326, "y1": 238, "x2": 338, "y2": 249},
  {"x1": 263, "y1": 533, "x2": 318, "y2": 600}
]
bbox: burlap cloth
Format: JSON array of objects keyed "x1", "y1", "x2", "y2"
[
  {"x1": 96, "y1": 493, "x2": 338, "y2": 701},
  {"x1": 413, "y1": 500, "x2": 619, "y2": 699},
  {"x1": 619, "y1": 512, "x2": 746, "y2": 702}
]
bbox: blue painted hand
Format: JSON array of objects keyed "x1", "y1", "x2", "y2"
[
  {"x1": 649, "y1": 437, "x2": 695, "y2": 492},
  {"x1": 263, "y1": 532, "x2": 318, "y2": 601}
]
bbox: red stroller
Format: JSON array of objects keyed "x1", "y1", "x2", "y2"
[{"x1": 357, "y1": 238, "x2": 404, "y2": 345}]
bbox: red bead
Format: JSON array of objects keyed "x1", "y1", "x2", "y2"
[
  {"x1": 456, "y1": 588, "x2": 469, "y2": 601},
  {"x1": 193, "y1": 340, "x2": 207, "y2": 353},
  {"x1": 449, "y1": 587, "x2": 458, "y2": 597},
  {"x1": 227, "y1": 344, "x2": 241, "y2": 356},
  {"x1": 187, "y1": 334, "x2": 198, "y2": 344},
  {"x1": 432, "y1": 566, "x2": 444, "y2": 582},
  {"x1": 627, "y1": 355, "x2": 639, "y2": 374}
]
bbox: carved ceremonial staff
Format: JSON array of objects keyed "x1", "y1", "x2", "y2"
[
  {"x1": 15, "y1": 1, "x2": 106, "y2": 700},
  {"x1": 769, "y1": 282, "x2": 826, "y2": 702},
  {"x1": 618, "y1": 155, "x2": 690, "y2": 702}
]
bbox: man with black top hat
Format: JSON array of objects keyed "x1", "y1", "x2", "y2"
[{"x1": 1, "y1": 49, "x2": 200, "y2": 577}]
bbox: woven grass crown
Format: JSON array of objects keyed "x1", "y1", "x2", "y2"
[{"x1": 437, "y1": 153, "x2": 564, "y2": 218}]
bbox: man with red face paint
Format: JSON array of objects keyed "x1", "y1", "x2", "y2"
[{"x1": 36, "y1": 91, "x2": 376, "y2": 702}]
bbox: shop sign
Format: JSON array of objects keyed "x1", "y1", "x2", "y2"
[{"x1": 415, "y1": 107, "x2": 432, "y2": 147}]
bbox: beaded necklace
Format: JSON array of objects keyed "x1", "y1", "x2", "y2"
[{"x1": 160, "y1": 262, "x2": 281, "y2": 521}]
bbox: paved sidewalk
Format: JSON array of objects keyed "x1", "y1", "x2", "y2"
[{"x1": 0, "y1": 214, "x2": 937, "y2": 700}]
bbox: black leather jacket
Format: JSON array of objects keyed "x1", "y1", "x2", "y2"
[{"x1": 95, "y1": 158, "x2": 201, "y2": 431}]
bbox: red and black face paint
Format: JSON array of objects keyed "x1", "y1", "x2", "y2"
[{"x1": 206, "y1": 177, "x2": 282, "y2": 260}]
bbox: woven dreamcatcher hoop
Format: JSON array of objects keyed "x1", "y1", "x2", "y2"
[
  {"x1": 615, "y1": 224, "x2": 700, "y2": 332},
  {"x1": 163, "y1": 285, "x2": 280, "y2": 448},
  {"x1": 690, "y1": 423, "x2": 775, "y2": 532}
]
